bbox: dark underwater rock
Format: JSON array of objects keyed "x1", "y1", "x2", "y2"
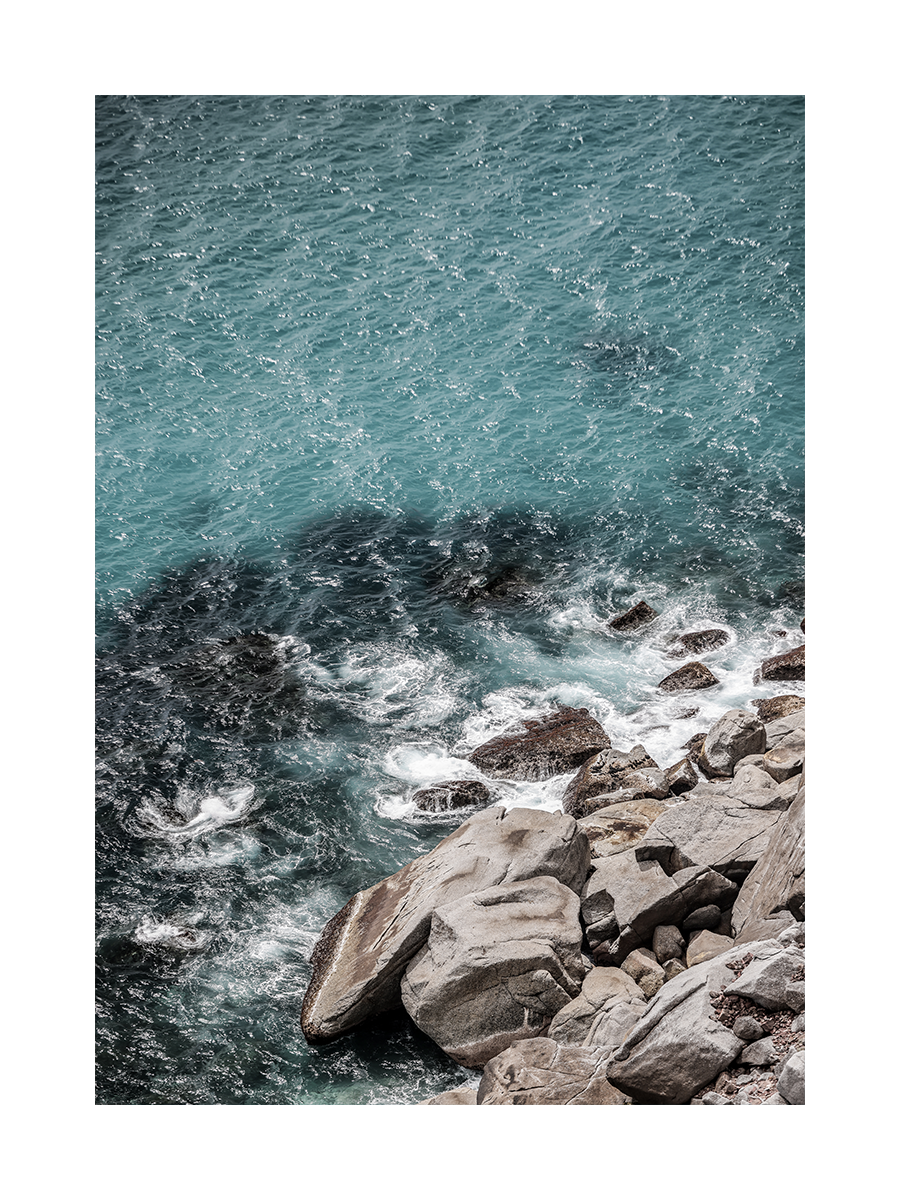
[
  {"x1": 467, "y1": 706, "x2": 611, "y2": 781},
  {"x1": 657, "y1": 662, "x2": 719, "y2": 692},
  {"x1": 752, "y1": 695, "x2": 805, "y2": 723},
  {"x1": 412, "y1": 780, "x2": 492, "y2": 813},
  {"x1": 667, "y1": 629, "x2": 729, "y2": 658},
  {"x1": 608, "y1": 600, "x2": 658, "y2": 633}
]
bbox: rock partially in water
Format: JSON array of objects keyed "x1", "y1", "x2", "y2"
[
  {"x1": 657, "y1": 662, "x2": 719, "y2": 692},
  {"x1": 608, "y1": 600, "x2": 658, "y2": 633},
  {"x1": 467, "y1": 706, "x2": 611, "y2": 781},
  {"x1": 412, "y1": 779, "x2": 492, "y2": 813},
  {"x1": 751, "y1": 695, "x2": 805, "y2": 723},
  {"x1": 754, "y1": 643, "x2": 805, "y2": 683},
  {"x1": 666, "y1": 629, "x2": 729, "y2": 658},
  {"x1": 562, "y1": 745, "x2": 668, "y2": 820}
]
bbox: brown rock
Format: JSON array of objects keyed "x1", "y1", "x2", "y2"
[
  {"x1": 477, "y1": 1038, "x2": 629, "y2": 1105},
  {"x1": 667, "y1": 629, "x2": 729, "y2": 658},
  {"x1": 562, "y1": 745, "x2": 667, "y2": 819},
  {"x1": 608, "y1": 600, "x2": 658, "y2": 633},
  {"x1": 412, "y1": 779, "x2": 491, "y2": 813},
  {"x1": 467, "y1": 706, "x2": 611, "y2": 780},
  {"x1": 754, "y1": 644, "x2": 805, "y2": 683},
  {"x1": 751, "y1": 695, "x2": 805, "y2": 723},
  {"x1": 658, "y1": 662, "x2": 719, "y2": 692}
]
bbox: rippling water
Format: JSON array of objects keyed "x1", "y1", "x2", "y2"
[{"x1": 95, "y1": 95, "x2": 803, "y2": 1104}]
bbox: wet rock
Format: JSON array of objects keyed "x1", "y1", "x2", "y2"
[
  {"x1": 666, "y1": 629, "x2": 729, "y2": 658},
  {"x1": 562, "y1": 745, "x2": 668, "y2": 819},
  {"x1": 401, "y1": 876, "x2": 586, "y2": 1068},
  {"x1": 731, "y1": 783, "x2": 805, "y2": 945},
  {"x1": 657, "y1": 662, "x2": 719, "y2": 692},
  {"x1": 467, "y1": 706, "x2": 611, "y2": 781},
  {"x1": 608, "y1": 600, "x2": 658, "y2": 633},
  {"x1": 751, "y1": 695, "x2": 805, "y2": 723},
  {"x1": 300, "y1": 806, "x2": 590, "y2": 1044},
  {"x1": 460, "y1": 564, "x2": 541, "y2": 605},
  {"x1": 547, "y1": 965, "x2": 647, "y2": 1052},
  {"x1": 477, "y1": 1038, "x2": 629, "y2": 1104},
  {"x1": 412, "y1": 779, "x2": 492, "y2": 813},
  {"x1": 755, "y1": 644, "x2": 805, "y2": 684},
  {"x1": 698, "y1": 709, "x2": 767, "y2": 778}
]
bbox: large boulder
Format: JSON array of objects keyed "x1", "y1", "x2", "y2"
[
  {"x1": 762, "y1": 731, "x2": 805, "y2": 784},
  {"x1": 777, "y1": 1051, "x2": 805, "y2": 1104},
  {"x1": 467, "y1": 706, "x2": 611, "y2": 780},
  {"x1": 755, "y1": 644, "x2": 805, "y2": 683},
  {"x1": 477, "y1": 1038, "x2": 629, "y2": 1104},
  {"x1": 400, "y1": 876, "x2": 586, "y2": 1068},
  {"x1": 698, "y1": 709, "x2": 767, "y2": 778},
  {"x1": 576, "y1": 805, "x2": 665, "y2": 859},
  {"x1": 562, "y1": 745, "x2": 668, "y2": 819},
  {"x1": 581, "y1": 851, "x2": 739, "y2": 963},
  {"x1": 751, "y1": 695, "x2": 804, "y2": 723},
  {"x1": 763, "y1": 708, "x2": 805, "y2": 750},
  {"x1": 731, "y1": 782, "x2": 805, "y2": 945},
  {"x1": 608, "y1": 600, "x2": 658, "y2": 633},
  {"x1": 547, "y1": 965, "x2": 648, "y2": 1053},
  {"x1": 300, "y1": 807, "x2": 590, "y2": 1043},
  {"x1": 666, "y1": 629, "x2": 729, "y2": 658},
  {"x1": 657, "y1": 662, "x2": 719, "y2": 692},
  {"x1": 634, "y1": 795, "x2": 783, "y2": 879}
]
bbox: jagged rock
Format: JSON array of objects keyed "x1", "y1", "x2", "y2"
[
  {"x1": 666, "y1": 629, "x2": 729, "y2": 658},
  {"x1": 738, "y1": 1036, "x2": 778, "y2": 1066},
  {"x1": 467, "y1": 706, "x2": 611, "y2": 781},
  {"x1": 722, "y1": 941, "x2": 805, "y2": 1012},
  {"x1": 776, "y1": 1051, "x2": 805, "y2": 1104},
  {"x1": 634, "y1": 795, "x2": 783, "y2": 879},
  {"x1": 547, "y1": 965, "x2": 647, "y2": 1052},
  {"x1": 664, "y1": 757, "x2": 698, "y2": 795},
  {"x1": 418, "y1": 1086, "x2": 477, "y2": 1105},
  {"x1": 686, "y1": 930, "x2": 734, "y2": 967},
  {"x1": 663, "y1": 959, "x2": 687, "y2": 982},
  {"x1": 301, "y1": 806, "x2": 590, "y2": 1043},
  {"x1": 412, "y1": 779, "x2": 492, "y2": 813},
  {"x1": 762, "y1": 731, "x2": 805, "y2": 784},
  {"x1": 608, "y1": 600, "x2": 658, "y2": 633},
  {"x1": 652, "y1": 925, "x2": 686, "y2": 963},
  {"x1": 400, "y1": 875, "x2": 586, "y2": 1068},
  {"x1": 476, "y1": 1038, "x2": 629, "y2": 1104},
  {"x1": 752, "y1": 695, "x2": 805, "y2": 723},
  {"x1": 764, "y1": 708, "x2": 805, "y2": 750},
  {"x1": 755, "y1": 644, "x2": 805, "y2": 683},
  {"x1": 657, "y1": 662, "x2": 719, "y2": 692},
  {"x1": 563, "y1": 745, "x2": 668, "y2": 818},
  {"x1": 604, "y1": 951, "x2": 745, "y2": 1103},
  {"x1": 731, "y1": 783, "x2": 805, "y2": 944},
  {"x1": 581, "y1": 852, "x2": 739, "y2": 964},
  {"x1": 681, "y1": 731, "x2": 708, "y2": 765},
  {"x1": 621, "y1": 948, "x2": 666, "y2": 998},
  {"x1": 698, "y1": 709, "x2": 767, "y2": 778}
]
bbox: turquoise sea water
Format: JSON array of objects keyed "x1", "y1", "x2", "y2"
[{"x1": 95, "y1": 95, "x2": 803, "y2": 1104}]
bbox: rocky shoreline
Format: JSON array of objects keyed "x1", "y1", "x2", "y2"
[{"x1": 300, "y1": 612, "x2": 805, "y2": 1105}]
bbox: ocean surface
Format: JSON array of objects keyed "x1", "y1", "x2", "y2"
[{"x1": 95, "y1": 94, "x2": 804, "y2": 1104}]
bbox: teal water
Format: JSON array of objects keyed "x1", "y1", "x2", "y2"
[{"x1": 95, "y1": 95, "x2": 804, "y2": 1104}]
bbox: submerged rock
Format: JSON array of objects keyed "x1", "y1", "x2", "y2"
[
  {"x1": 467, "y1": 706, "x2": 610, "y2": 781},
  {"x1": 667, "y1": 629, "x2": 729, "y2": 658},
  {"x1": 300, "y1": 806, "x2": 590, "y2": 1044},
  {"x1": 608, "y1": 600, "x2": 658, "y2": 633},
  {"x1": 411, "y1": 779, "x2": 492, "y2": 813},
  {"x1": 657, "y1": 662, "x2": 719, "y2": 692}
]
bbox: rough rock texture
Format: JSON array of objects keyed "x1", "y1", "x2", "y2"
[
  {"x1": 621, "y1": 948, "x2": 666, "y2": 997},
  {"x1": 686, "y1": 930, "x2": 734, "y2": 967},
  {"x1": 562, "y1": 745, "x2": 668, "y2": 819},
  {"x1": 751, "y1": 695, "x2": 805, "y2": 723},
  {"x1": 604, "y1": 952, "x2": 745, "y2": 1103},
  {"x1": 400, "y1": 875, "x2": 586, "y2": 1068},
  {"x1": 411, "y1": 779, "x2": 492, "y2": 813},
  {"x1": 547, "y1": 966, "x2": 647, "y2": 1053},
  {"x1": 755, "y1": 644, "x2": 805, "y2": 683},
  {"x1": 722, "y1": 942, "x2": 805, "y2": 1012},
  {"x1": 575, "y1": 808, "x2": 660, "y2": 858},
  {"x1": 634, "y1": 796, "x2": 783, "y2": 879},
  {"x1": 300, "y1": 806, "x2": 590, "y2": 1043},
  {"x1": 731, "y1": 784, "x2": 805, "y2": 944},
  {"x1": 762, "y1": 731, "x2": 805, "y2": 784},
  {"x1": 581, "y1": 852, "x2": 739, "y2": 963},
  {"x1": 666, "y1": 629, "x2": 729, "y2": 659},
  {"x1": 652, "y1": 925, "x2": 686, "y2": 963},
  {"x1": 418, "y1": 1086, "x2": 478, "y2": 1105},
  {"x1": 657, "y1": 662, "x2": 719, "y2": 692},
  {"x1": 698, "y1": 709, "x2": 767, "y2": 778},
  {"x1": 467, "y1": 706, "x2": 611, "y2": 780},
  {"x1": 476, "y1": 1037, "x2": 629, "y2": 1104},
  {"x1": 665, "y1": 757, "x2": 699, "y2": 795},
  {"x1": 608, "y1": 600, "x2": 658, "y2": 633},
  {"x1": 777, "y1": 1051, "x2": 805, "y2": 1104},
  {"x1": 763, "y1": 708, "x2": 805, "y2": 750}
]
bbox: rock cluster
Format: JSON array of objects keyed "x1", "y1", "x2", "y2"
[{"x1": 300, "y1": 689, "x2": 806, "y2": 1104}]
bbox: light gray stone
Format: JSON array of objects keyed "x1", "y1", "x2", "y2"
[
  {"x1": 400, "y1": 875, "x2": 586, "y2": 1068},
  {"x1": 477, "y1": 1037, "x2": 629, "y2": 1105},
  {"x1": 738, "y1": 1036, "x2": 778, "y2": 1066},
  {"x1": 663, "y1": 958, "x2": 687, "y2": 982},
  {"x1": 731, "y1": 785, "x2": 805, "y2": 944},
  {"x1": 777, "y1": 1051, "x2": 805, "y2": 1104},
  {"x1": 418, "y1": 1086, "x2": 478, "y2": 1105},
  {"x1": 762, "y1": 734, "x2": 805, "y2": 784},
  {"x1": 698, "y1": 709, "x2": 766, "y2": 778},
  {"x1": 685, "y1": 930, "x2": 734, "y2": 967},
  {"x1": 621, "y1": 948, "x2": 666, "y2": 998},
  {"x1": 723, "y1": 943, "x2": 805, "y2": 1012},
  {"x1": 764, "y1": 709, "x2": 805, "y2": 750},
  {"x1": 634, "y1": 795, "x2": 783, "y2": 878},
  {"x1": 301, "y1": 806, "x2": 590, "y2": 1043},
  {"x1": 547, "y1": 965, "x2": 647, "y2": 1054},
  {"x1": 733, "y1": 1015, "x2": 765, "y2": 1041}
]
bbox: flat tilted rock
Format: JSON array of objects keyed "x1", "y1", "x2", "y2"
[
  {"x1": 300, "y1": 806, "x2": 590, "y2": 1043},
  {"x1": 657, "y1": 662, "x2": 719, "y2": 692},
  {"x1": 401, "y1": 875, "x2": 586, "y2": 1068},
  {"x1": 547, "y1": 965, "x2": 648, "y2": 1053},
  {"x1": 731, "y1": 780, "x2": 805, "y2": 944},
  {"x1": 698, "y1": 709, "x2": 767, "y2": 778},
  {"x1": 467, "y1": 706, "x2": 611, "y2": 780},
  {"x1": 634, "y1": 795, "x2": 783, "y2": 878},
  {"x1": 477, "y1": 1037, "x2": 629, "y2": 1105}
]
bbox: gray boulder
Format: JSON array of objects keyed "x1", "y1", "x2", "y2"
[
  {"x1": 301, "y1": 806, "x2": 590, "y2": 1043},
  {"x1": 685, "y1": 930, "x2": 734, "y2": 967},
  {"x1": 731, "y1": 783, "x2": 805, "y2": 944},
  {"x1": 400, "y1": 875, "x2": 586, "y2": 1068},
  {"x1": 621, "y1": 948, "x2": 666, "y2": 998},
  {"x1": 634, "y1": 795, "x2": 783, "y2": 879},
  {"x1": 764, "y1": 708, "x2": 805, "y2": 750},
  {"x1": 562, "y1": 745, "x2": 668, "y2": 819},
  {"x1": 762, "y1": 730, "x2": 805, "y2": 784},
  {"x1": 576, "y1": 808, "x2": 661, "y2": 858},
  {"x1": 608, "y1": 600, "x2": 658, "y2": 633},
  {"x1": 467, "y1": 706, "x2": 611, "y2": 780},
  {"x1": 547, "y1": 965, "x2": 647, "y2": 1053},
  {"x1": 652, "y1": 924, "x2": 686, "y2": 963},
  {"x1": 664, "y1": 757, "x2": 699, "y2": 795},
  {"x1": 477, "y1": 1038, "x2": 629, "y2": 1104},
  {"x1": 752, "y1": 695, "x2": 804, "y2": 723},
  {"x1": 698, "y1": 709, "x2": 766, "y2": 778},
  {"x1": 777, "y1": 1051, "x2": 805, "y2": 1104},
  {"x1": 418, "y1": 1086, "x2": 477, "y2": 1105},
  {"x1": 722, "y1": 941, "x2": 805, "y2": 1012},
  {"x1": 738, "y1": 1036, "x2": 778, "y2": 1067}
]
